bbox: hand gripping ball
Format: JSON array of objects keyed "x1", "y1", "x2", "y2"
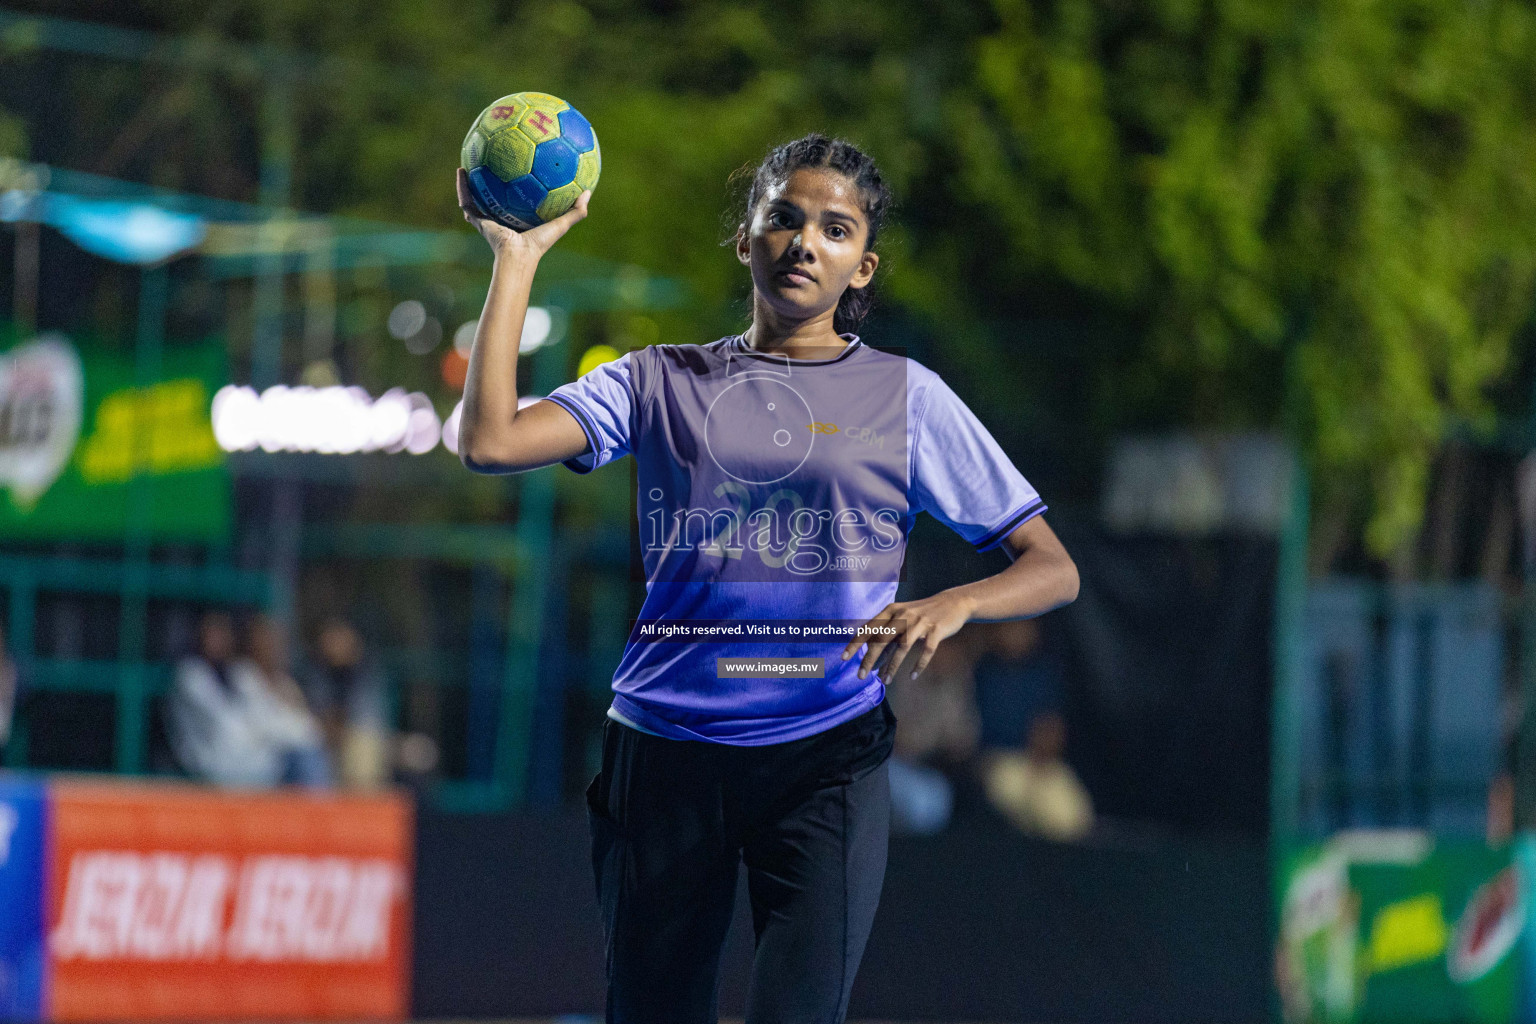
[{"x1": 460, "y1": 92, "x2": 600, "y2": 231}]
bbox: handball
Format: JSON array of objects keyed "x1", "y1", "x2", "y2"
[{"x1": 460, "y1": 92, "x2": 600, "y2": 231}]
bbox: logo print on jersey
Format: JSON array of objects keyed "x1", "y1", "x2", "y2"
[{"x1": 705, "y1": 354, "x2": 817, "y2": 486}]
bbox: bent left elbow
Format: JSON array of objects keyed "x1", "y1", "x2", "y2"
[{"x1": 1059, "y1": 558, "x2": 1081, "y2": 606}]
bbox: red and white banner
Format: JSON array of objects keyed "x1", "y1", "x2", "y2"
[{"x1": 44, "y1": 781, "x2": 411, "y2": 1021}]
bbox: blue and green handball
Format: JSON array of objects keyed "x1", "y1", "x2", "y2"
[{"x1": 460, "y1": 92, "x2": 600, "y2": 231}]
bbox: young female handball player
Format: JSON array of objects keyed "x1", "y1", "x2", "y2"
[{"x1": 455, "y1": 133, "x2": 1079, "y2": 1024}]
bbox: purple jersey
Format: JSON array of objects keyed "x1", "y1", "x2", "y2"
[{"x1": 543, "y1": 334, "x2": 1045, "y2": 744}]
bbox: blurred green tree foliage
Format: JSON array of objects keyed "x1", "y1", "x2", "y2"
[{"x1": 8, "y1": 0, "x2": 1536, "y2": 564}]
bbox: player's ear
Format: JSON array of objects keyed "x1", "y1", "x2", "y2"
[
  {"x1": 851, "y1": 250, "x2": 878, "y2": 289},
  {"x1": 735, "y1": 224, "x2": 751, "y2": 266}
]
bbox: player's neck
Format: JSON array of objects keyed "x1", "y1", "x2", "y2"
[{"x1": 742, "y1": 315, "x2": 847, "y2": 361}]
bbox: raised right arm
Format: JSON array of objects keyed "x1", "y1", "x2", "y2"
[{"x1": 454, "y1": 168, "x2": 593, "y2": 474}]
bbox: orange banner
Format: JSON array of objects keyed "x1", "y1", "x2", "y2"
[{"x1": 45, "y1": 781, "x2": 411, "y2": 1022}]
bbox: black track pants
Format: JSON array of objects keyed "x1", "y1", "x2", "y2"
[{"x1": 585, "y1": 698, "x2": 897, "y2": 1024}]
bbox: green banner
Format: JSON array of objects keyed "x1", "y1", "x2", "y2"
[
  {"x1": 0, "y1": 333, "x2": 230, "y2": 541},
  {"x1": 1277, "y1": 833, "x2": 1525, "y2": 1024}
]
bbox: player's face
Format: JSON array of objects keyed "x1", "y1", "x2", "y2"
[{"x1": 737, "y1": 167, "x2": 879, "y2": 323}]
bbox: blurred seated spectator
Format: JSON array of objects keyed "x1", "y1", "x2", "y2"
[
  {"x1": 972, "y1": 619, "x2": 1094, "y2": 841},
  {"x1": 301, "y1": 616, "x2": 391, "y2": 790},
  {"x1": 888, "y1": 626, "x2": 981, "y2": 768},
  {"x1": 887, "y1": 757, "x2": 952, "y2": 835},
  {"x1": 244, "y1": 613, "x2": 333, "y2": 788},
  {"x1": 973, "y1": 617, "x2": 1061, "y2": 749},
  {"x1": 167, "y1": 610, "x2": 333, "y2": 789},
  {"x1": 884, "y1": 630, "x2": 982, "y2": 834},
  {"x1": 980, "y1": 714, "x2": 1094, "y2": 841}
]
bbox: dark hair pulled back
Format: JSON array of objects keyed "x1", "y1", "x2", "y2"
[{"x1": 726, "y1": 133, "x2": 894, "y2": 336}]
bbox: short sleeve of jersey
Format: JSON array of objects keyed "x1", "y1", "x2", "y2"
[
  {"x1": 542, "y1": 351, "x2": 638, "y2": 474},
  {"x1": 910, "y1": 374, "x2": 1047, "y2": 552}
]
